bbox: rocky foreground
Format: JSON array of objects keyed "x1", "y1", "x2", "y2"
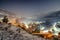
[{"x1": 0, "y1": 23, "x2": 53, "y2": 40}]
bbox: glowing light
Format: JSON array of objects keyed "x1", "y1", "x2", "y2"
[
  {"x1": 53, "y1": 22, "x2": 57, "y2": 31},
  {"x1": 43, "y1": 30, "x2": 48, "y2": 33},
  {"x1": 25, "y1": 24, "x2": 29, "y2": 28}
]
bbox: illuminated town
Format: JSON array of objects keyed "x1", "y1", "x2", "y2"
[{"x1": 0, "y1": 9, "x2": 60, "y2": 40}]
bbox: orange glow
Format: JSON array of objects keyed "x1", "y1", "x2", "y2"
[
  {"x1": 7, "y1": 17, "x2": 59, "y2": 39},
  {"x1": 8, "y1": 18, "x2": 18, "y2": 26},
  {"x1": 44, "y1": 31, "x2": 53, "y2": 39}
]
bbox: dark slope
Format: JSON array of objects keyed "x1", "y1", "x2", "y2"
[{"x1": 43, "y1": 11, "x2": 60, "y2": 20}]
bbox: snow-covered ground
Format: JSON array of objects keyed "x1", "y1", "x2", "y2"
[{"x1": 0, "y1": 23, "x2": 54, "y2": 40}]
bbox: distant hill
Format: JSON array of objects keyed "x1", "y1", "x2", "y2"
[
  {"x1": 0, "y1": 9, "x2": 16, "y2": 17},
  {"x1": 44, "y1": 11, "x2": 60, "y2": 18},
  {"x1": 40, "y1": 11, "x2": 60, "y2": 21}
]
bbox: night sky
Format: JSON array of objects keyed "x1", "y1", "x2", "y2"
[{"x1": 0, "y1": 0, "x2": 60, "y2": 18}]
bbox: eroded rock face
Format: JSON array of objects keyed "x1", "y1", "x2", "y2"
[
  {"x1": 0, "y1": 23, "x2": 52, "y2": 40},
  {"x1": 0, "y1": 24, "x2": 37, "y2": 40}
]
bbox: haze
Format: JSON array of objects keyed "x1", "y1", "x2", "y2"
[{"x1": 0, "y1": 0, "x2": 60, "y2": 18}]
